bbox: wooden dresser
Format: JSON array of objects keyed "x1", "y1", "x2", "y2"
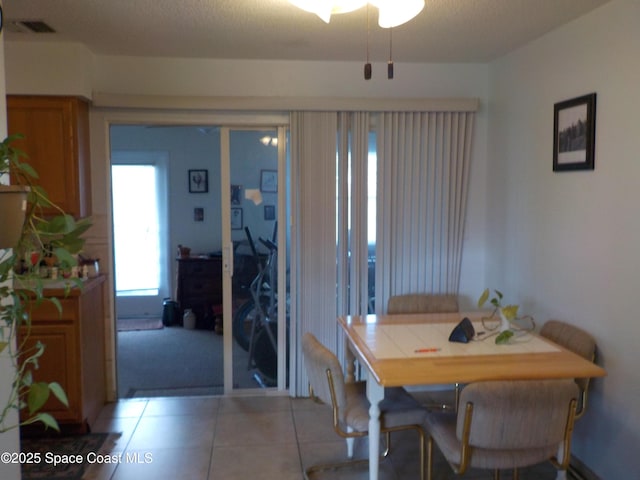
[
  {"x1": 176, "y1": 256, "x2": 223, "y2": 327},
  {"x1": 19, "y1": 275, "x2": 106, "y2": 432}
]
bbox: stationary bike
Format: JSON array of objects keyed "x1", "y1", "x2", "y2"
[{"x1": 232, "y1": 225, "x2": 288, "y2": 386}]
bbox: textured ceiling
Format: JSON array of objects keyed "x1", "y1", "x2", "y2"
[{"x1": 3, "y1": 0, "x2": 610, "y2": 63}]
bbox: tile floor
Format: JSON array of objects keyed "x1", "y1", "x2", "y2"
[{"x1": 86, "y1": 393, "x2": 566, "y2": 480}]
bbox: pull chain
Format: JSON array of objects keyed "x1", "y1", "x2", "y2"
[
  {"x1": 388, "y1": 27, "x2": 394, "y2": 79},
  {"x1": 364, "y1": 4, "x2": 372, "y2": 80}
]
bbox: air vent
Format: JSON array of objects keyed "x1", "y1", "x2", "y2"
[{"x1": 7, "y1": 20, "x2": 56, "y2": 34}]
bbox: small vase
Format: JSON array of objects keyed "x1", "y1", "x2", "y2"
[
  {"x1": 499, "y1": 309, "x2": 511, "y2": 332},
  {"x1": 183, "y1": 308, "x2": 196, "y2": 329}
]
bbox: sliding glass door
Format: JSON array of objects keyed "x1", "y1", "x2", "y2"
[{"x1": 220, "y1": 127, "x2": 289, "y2": 392}]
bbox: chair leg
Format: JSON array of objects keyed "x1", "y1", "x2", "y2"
[
  {"x1": 427, "y1": 436, "x2": 433, "y2": 480},
  {"x1": 382, "y1": 431, "x2": 391, "y2": 457},
  {"x1": 494, "y1": 469, "x2": 501, "y2": 480},
  {"x1": 418, "y1": 429, "x2": 426, "y2": 480},
  {"x1": 345, "y1": 426, "x2": 356, "y2": 458},
  {"x1": 513, "y1": 467, "x2": 519, "y2": 480}
]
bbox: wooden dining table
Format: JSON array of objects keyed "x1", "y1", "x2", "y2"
[{"x1": 338, "y1": 311, "x2": 606, "y2": 480}]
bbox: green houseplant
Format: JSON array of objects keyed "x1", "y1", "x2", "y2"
[
  {"x1": 1, "y1": 134, "x2": 91, "y2": 432},
  {"x1": 477, "y1": 288, "x2": 520, "y2": 344}
]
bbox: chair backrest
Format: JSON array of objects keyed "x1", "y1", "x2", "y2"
[
  {"x1": 540, "y1": 320, "x2": 596, "y2": 393},
  {"x1": 302, "y1": 332, "x2": 347, "y2": 420},
  {"x1": 457, "y1": 380, "x2": 579, "y2": 450},
  {"x1": 387, "y1": 293, "x2": 459, "y2": 314}
]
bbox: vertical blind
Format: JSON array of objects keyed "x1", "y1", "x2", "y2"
[
  {"x1": 291, "y1": 109, "x2": 475, "y2": 395},
  {"x1": 290, "y1": 111, "x2": 338, "y2": 395},
  {"x1": 375, "y1": 111, "x2": 475, "y2": 312}
]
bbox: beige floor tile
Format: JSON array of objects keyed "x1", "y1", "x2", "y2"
[
  {"x1": 292, "y1": 407, "x2": 339, "y2": 444},
  {"x1": 111, "y1": 446, "x2": 212, "y2": 480},
  {"x1": 90, "y1": 417, "x2": 139, "y2": 452},
  {"x1": 218, "y1": 394, "x2": 291, "y2": 414},
  {"x1": 208, "y1": 444, "x2": 302, "y2": 480},
  {"x1": 213, "y1": 410, "x2": 296, "y2": 447},
  {"x1": 299, "y1": 440, "x2": 365, "y2": 470},
  {"x1": 127, "y1": 415, "x2": 216, "y2": 450},
  {"x1": 142, "y1": 395, "x2": 220, "y2": 417},
  {"x1": 291, "y1": 396, "x2": 330, "y2": 411},
  {"x1": 88, "y1": 393, "x2": 569, "y2": 480},
  {"x1": 96, "y1": 399, "x2": 149, "y2": 419}
]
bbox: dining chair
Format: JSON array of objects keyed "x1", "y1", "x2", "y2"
[
  {"x1": 387, "y1": 293, "x2": 461, "y2": 411},
  {"x1": 540, "y1": 319, "x2": 597, "y2": 418},
  {"x1": 387, "y1": 293, "x2": 459, "y2": 315},
  {"x1": 301, "y1": 332, "x2": 427, "y2": 480},
  {"x1": 424, "y1": 379, "x2": 580, "y2": 480}
]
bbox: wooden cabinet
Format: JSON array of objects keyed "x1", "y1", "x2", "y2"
[
  {"x1": 19, "y1": 276, "x2": 106, "y2": 431},
  {"x1": 7, "y1": 95, "x2": 92, "y2": 218},
  {"x1": 176, "y1": 256, "x2": 223, "y2": 327}
]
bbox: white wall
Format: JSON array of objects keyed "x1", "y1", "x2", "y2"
[
  {"x1": 4, "y1": 41, "x2": 93, "y2": 98},
  {"x1": 487, "y1": 0, "x2": 640, "y2": 476}
]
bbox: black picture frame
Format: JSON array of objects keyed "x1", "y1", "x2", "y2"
[
  {"x1": 260, "y1": 170, "x2": 278, "y2": 193},
  {"x1": 188, "y1": 169, "x2": 208, "y2": 193},
  {"x1": 553, "y1": 93, "x2": 596, "y2": 172},
  {"x1": 264, "y1": 205, "x2": 276, "y2": 221},
  {"x1": 231, "y1": 207, "x2": 243, "y2": 230},
  {"x1": 231, "y1": 184, "x2": 242, "y2": 205}
]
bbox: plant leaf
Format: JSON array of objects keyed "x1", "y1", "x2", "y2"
[
  {"x1": 501, "y1": 305, "x2": 519, "y2": 320},
  {"x1": 477, "y1": 288, "x2": 489, "y2": 308},
  {"x1": 495, "y1": 330, "x2": 514, "y2": 344},
  {"x1": 22, "y1": 413, "x2": 60, "y2": 432},
  {"x1": 48, "y1": 382, "x2": 69, "y2": 407},
  {"x1": 27, "y1": 382, "x2": 50, "y2": 414}
]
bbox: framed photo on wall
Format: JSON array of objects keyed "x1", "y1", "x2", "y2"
[
  {"x1": 260, "y1": 170, "x2": 277, "y2": 193},
  {"x1": 193, "y1": 207, "x2": 204, "y2": 222},
  {"x1": 231, "y1": 207, "x2": 243, "y2": 230},
  {"x1": 189, "y1": 169, "x2": 209, "y2": 193},
  {"x1": 231, "y1": 185, "x2": 242, "y2": 205},
  {"x1": 553, "y1": 93, "x2": 596, "y2": 172},
  {"x1": 264, "y1": 205, "x2": 276, "y2": 221}
]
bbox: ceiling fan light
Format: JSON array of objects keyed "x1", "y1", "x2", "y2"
[
  {"x1": 288, "y1": 0, "x2": 332, "y2": 23},
  {"x1": 330, "y1": 0, "x2": 368, "y2": 14},
  {"x1": 373, "y1": 0, "x2": 424, "y2": 28},
  {"x1": 289, "y1": 1, "x2": 367, "y2": 23}
]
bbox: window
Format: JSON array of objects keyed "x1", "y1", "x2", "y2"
[{"x1": 111, "y1": 165, "x2": 161, "y2": 296}]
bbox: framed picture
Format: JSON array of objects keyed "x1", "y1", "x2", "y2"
[
  {"x1": 553, "y1": 93, "x2": 596, "y2": 172},
  {"x1": 260, "y1": 170, "x2": 278, "y2": 193},
  {"x1": 231, "y1": 207, "x2": 243, "y2": 230},
  {"x1": 193, "y1": 207, "x2": 204, "y2": 222},
  {"x1": 189, "y1": 169, "x2": 209, "y2": 193},
  {"x1": 264, "y1": 205, "x2": 276, "y2": 221},
  {"x1": 231, "y1": 185, "x2": 242, "y2": 205}
]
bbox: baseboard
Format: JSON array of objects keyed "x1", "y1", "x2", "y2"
[{"x1": 569, "y1": 456, "x2": 600, "y2": 480}]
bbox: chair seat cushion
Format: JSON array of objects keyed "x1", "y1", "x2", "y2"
[
  {"x1": 425, "y1": 410, "x2": 559, "y2": 469},
  {"x1": 344, "y1": 381, "x2": 427, "y2": 431}
]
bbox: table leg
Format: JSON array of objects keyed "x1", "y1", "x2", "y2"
[{"x1": 366, "y1": 373, "x2": 384, "y2": 480}]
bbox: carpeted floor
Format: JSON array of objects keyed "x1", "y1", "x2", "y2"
[
  {"x1": 116, "y1": 316, "x2": 163, "y2": 332},
  {"x1": 20, "y1": 433, "x2": 120, "y2": 480},
  {"x1": 117, "y1": 325, "x2": 257, "y2": 398}
]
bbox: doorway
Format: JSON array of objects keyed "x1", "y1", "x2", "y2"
[{"x1": 109, "y1": 123, "x2": 289, "y2": 398}]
